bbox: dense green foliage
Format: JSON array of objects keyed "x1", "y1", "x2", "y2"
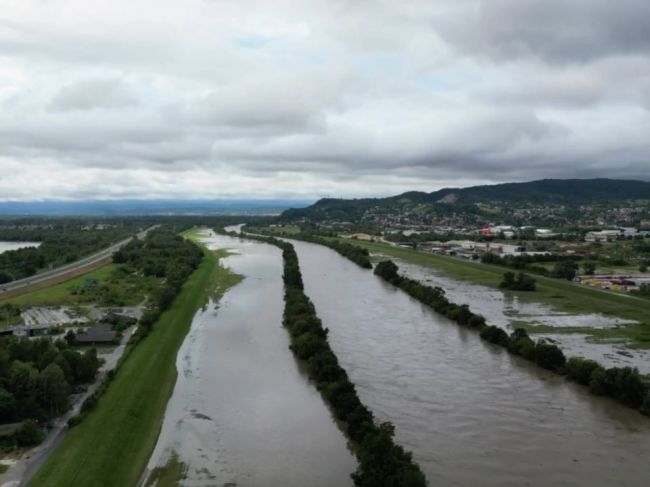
[
  {"x1": 500, "y1": 271, "x2": 536, "y2": 291},
  {"x1": 113, "y1": 228, "x2": 203, "y2": 321},
  {"x1": 290, "y1": 234, "x2": 373, "y2": 268},
  {"x1": 0, "y1": 223, "x2": 137, "y2": 283},
  {"x1": 0, "y1": 337, "x2": 100, "y2": 429},
  {"x1": 482, "y1": 252, "x2": 580, "y2": 280},
  {"x1": 246, "y1": 235, "x2": 426, "y2": 486},
  {"x1": 374, "y1": 259, "x2": 650, "y2": 413}
]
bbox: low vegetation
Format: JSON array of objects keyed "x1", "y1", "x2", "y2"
[
  {"x1": 257, "y1": 231, "x2": 373, "y2": 269},
  {"x1": 374, "y1": 259, "x2": 650, "y2": 416},
  {"x1": 500, "y1": 271, "x2": 536, "y2": 291},
  {"x1": 245, "y1": 234, "x2": 426, "y2": 487},
  {"x1": 27, "y1": 230, "x2": 235, "y2": 487}
]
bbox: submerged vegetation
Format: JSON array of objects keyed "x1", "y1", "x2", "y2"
[
  {"x1": 374, "y1": 259, "x2": 650, "y2": 416},
  {"x1": 243, "y1": 234, "x2": 426, "y2": 487},
  {"x1": 500, "y1": 271, "x2": 537, "y2": 291}
]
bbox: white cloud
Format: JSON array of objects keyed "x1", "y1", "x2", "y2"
[{"x1": 0, "y1": 0, "x2": 648, "y2": 201}]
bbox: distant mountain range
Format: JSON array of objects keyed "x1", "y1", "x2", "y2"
[
  {"x1": 281, "y1": 179, "x2": 650, "y2": 221},
  {"x1": 0, "y1": 199, "x2": 313, "y2": 216}
]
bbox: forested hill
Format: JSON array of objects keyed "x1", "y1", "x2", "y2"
[{"x1": 280, "y1": 179, "x2": 650, "y2": 221}]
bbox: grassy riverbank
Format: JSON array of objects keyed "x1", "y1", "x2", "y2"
[
  {"x1": 28, "y1": 234, "x2": 239, "y2": 487},
  {"x1": 346, "y1": 240, "x2": 650, "y2": 348}
]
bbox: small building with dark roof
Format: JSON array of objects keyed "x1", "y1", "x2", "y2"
[{"x1": 76, "y1": 324, "x2": 117, "y2": 344}]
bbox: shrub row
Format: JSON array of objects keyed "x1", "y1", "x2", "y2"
[
  {"x1": 374, "y1": 260, "x2": 650, "y2": 416},
  {"x1": 245, "y1": 235, "x2": 426, "y2": 487},
  {"x1": 271, "y1": 232, "x2": 373, "y2": 269}
]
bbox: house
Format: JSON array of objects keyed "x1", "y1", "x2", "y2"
[
  {"x1": 585, "y1": 230, "x2": 620, "y2": 242},
  {"x1": 535, "y1": 229, "x2": 556, "y2": 238},
  {"x1": 76, "y1": 324, "x2": 117, "y2": 344},
  {"x1": 347, "y1": 233, "x2": 374, "y2": 241}
]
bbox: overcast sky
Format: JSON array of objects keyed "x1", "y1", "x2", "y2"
[{"x1": 1, "y1": 0, "x2": 648, "y2": 200}]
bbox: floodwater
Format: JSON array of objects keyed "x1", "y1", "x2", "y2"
[
  {"x1": 391, "y1": 258, "x2": 650, "y2": 374},
  {"x1": 292, "y1": 240, "x2": 650, "y2": 487},
  {"x1": 145, "y1": 232, "x2": 355, "y2": 487},
  {"x1": 0, "y1": 241, "x2": 40, "y2": 254}
]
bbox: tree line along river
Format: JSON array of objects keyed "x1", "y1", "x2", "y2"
[{"x1": 147, "y1": 231, "x2": 650, "y2": 487}]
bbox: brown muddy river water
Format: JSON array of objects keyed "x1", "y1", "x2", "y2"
[
  {"x1": 292, "y1": 240, "x2": 650, "y2": 487},
  {"x1": 145, "y1": 232, "x2": 355, "y2": 486}
]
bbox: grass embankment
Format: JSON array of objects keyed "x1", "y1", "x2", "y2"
[
  {"x1": 28, "y1": 237, "x2": 240, "y2": 487},
  {"x1": 346, "y1": 240, "x2": 650, "y2": 348}
]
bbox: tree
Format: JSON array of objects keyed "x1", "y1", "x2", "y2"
[
  {"x1": 640, "y1": 262, "x2": 648, "y2": 273},
  {"x1": 553, "y1": 260, "x2": 579, "y2": 280},
  {"x1": 14, "y1": 420, "x2": 44, "y2": 447},
  {"x1": 38, "y1": 363, "x2": 69, "y2": 417},
  {"x1": 0, "y1": 387, "x2": 17, "y2": 420},
  {"x1": 583, "y1": 262, "x2": 597, "y2": 275}
]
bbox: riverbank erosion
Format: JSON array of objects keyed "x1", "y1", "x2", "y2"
[
  {"x1": 291, "y1": 239, "x2": 650, "y2": 487},
  {"x1": 27, "y1": 237, "x2": 218, "y2": 487},
  {"x1": 143, "y1": 230, "x2": 356, "y2": 487}
]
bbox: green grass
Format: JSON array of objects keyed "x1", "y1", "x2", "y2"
[
  {"x1": 28, "y1": 239, "x2": 241, "y2": 487},
  {"x1": 0, "y1": 263, "x2": 157, "y2": 313},
  {"x1": 344, "y1": 240, "x2": 650, "y2": 348},
  {"x1": 0, "y1": 265, "x2": 118, "y2": 308}
]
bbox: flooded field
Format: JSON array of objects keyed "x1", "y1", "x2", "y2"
[
  {"x1": 293, "y1": 240, "x2": 650, "y2": 487},
  {"x1": 145, "y1": 232, "x2": 355, "y2": 486},
  {"x1": 0, "y1": 241, "x2": 40, "y2": 254},
  {"x1": 391, "y1": 258, "x2": 650, "y2": 373}
]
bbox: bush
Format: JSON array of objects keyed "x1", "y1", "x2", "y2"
[
  {"x1": 480, "y1": 326, "x2": 510, "y2": 346},
  {"x1": 500, "y1": 272, "x2": 536, "y2": 291},
  {"x1": 566, "y1": 357, "x2": 601, "y2": 385},
  {"x1": 533, "y1": 341, "x2": 566, "y2": 371},
  {"x1": 14, "y1": 420, "x2": 44, "y2": 447}
]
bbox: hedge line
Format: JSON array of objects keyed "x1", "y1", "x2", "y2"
[
  {"x1": 261, "y1": 232, "x2": 373, "y2": 269},
  {"x1": 245, "y1": 234, "x2": 426, "y2": 487},
  {"x1": 374, "y1": 260, "x2": 650, "y2": 416}
]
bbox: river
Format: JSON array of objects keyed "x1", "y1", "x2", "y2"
[
  {"x1": 292, "y1": 240, "x2": 650, "y2": 487},
  {"x1": 0, "y1": 242, "x2": 40, "y2": 254},
  {"x1": 391, "y1": 257, "x2": 650, "y2": 374},
  {"x1": 144, "y1": 231, "x2": 355, "y2": 486}
]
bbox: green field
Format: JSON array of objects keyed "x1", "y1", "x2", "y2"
[
  {"x1": 345, "y1": 240, "x2": 650, "y2": 348},
  {"x1": 28, "y1": 236, "x2": 240, "y2": 487},
  {"x1": 0, "y1": 263, "x2": 158, "y2": 312}
]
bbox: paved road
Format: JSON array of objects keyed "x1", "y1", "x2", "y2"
[
  {"x1": 0, "y1": 226, "x2": 158, "y2": 298},
  {"x1": 0, "y1": 326, "x2": 138, "y2": 487}
]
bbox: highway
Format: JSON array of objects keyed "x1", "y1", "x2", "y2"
[{"x1": 0, "y1": 225, "x2": 158, "y2": 298}]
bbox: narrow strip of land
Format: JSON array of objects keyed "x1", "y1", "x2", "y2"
[
  {"x1": 26, "y1": 238, "x2": 230, "y2": 487},
  {"x1": 345, "y1": 240, "x2": 650, "y2": 344}
]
